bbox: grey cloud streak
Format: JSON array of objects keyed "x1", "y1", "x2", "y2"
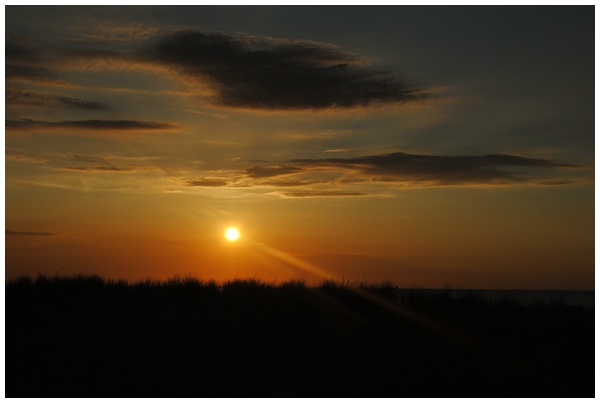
[
  {"x1": 6, "y1": 87, "x2": 109, "y2": 110},
  {"x1": 279, "y1": 191, "x2": 370, "y2": 198},
  {"x1": 244, "y1": 151, "x2": 580, "y2": 186},
  {"x1": 6, "y1": 228, "x2": 54, "y2": 236},
  {"x1": 244, "y1": 165, "x2": 303, "y2": 179},
  {"x1": 61, "y1": 166, "x2": 135, "y2": 172},
  {"x1": 5, "y1": 64, "x2": 62, "y2": 84},
  {"x1": 6, "y1": 119, "x2": 177, "y2": 131},
  {"x1": 185, "y1": 178, "x2": 329, "y2": 188},
  {"x1": 5, "y1": 38, "x2": 62, "y2": 84},
  {"x1": 67, "y1": 153, "x2": 108, "y2": 163},
  {"x1": 183, "y1": 152, "x2": 580, "y2": 192},
  {"x1": 6, "y1": 149, "x2": 47, "y2": 163},
  {"x1": 187, "y1": 179, "x2": 230, "y2": 187}
]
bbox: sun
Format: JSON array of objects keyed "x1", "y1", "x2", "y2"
[{"x1": 225, "y1": 227, "x2": 240, "y2": 241}]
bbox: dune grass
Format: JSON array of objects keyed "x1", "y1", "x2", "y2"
[{"x1": 6, "y1": 273, "x2": 594, "y2": 397}]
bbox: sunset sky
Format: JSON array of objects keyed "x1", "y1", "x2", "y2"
[{"x1": 5, "y1": 6, "x2": 594, "y2": 289}]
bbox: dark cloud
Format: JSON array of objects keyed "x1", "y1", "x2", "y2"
[
  {"x1": 184, "y1": 177, "x2": 329, "y2": 188},
  {"x1": 61, "y1": 166, "x2": 134, "y2": 172},
  {"x1": 67, "y1": 153, "x2": 107, "y2": 163},
  {"x1": 6, "y1": 228, "x2": 54, "y2": 236},
  {"x1": 536, "y1": 176, "x2": 594, "y2": 186},
  {"x1": 5, "y1": 38, "x2": 62, "y2": 83},
  {"x1": 6, "y1": 31, "x2": 425, "y2": 110},
  {"x1": 5, "y1": 63, "x2": 61, "y2": 83},
  {"x1": 261, "y1": 179, "x2": 330, "y2": 187},
  {"x1": 5, "y1": 36, "x2": 133, "y2": 85},
  {"x1": 242, "y1": 151, "x2": 579, "y2": 186},
  {"x1": 280, "y1": 191, "x2": 370, "y2": 198},
  {"x1": 143, "y1": 30, "x2": 426, "y2": 110},
  {"x1": 338, "y1": 178, "x2": 370, "y2": 184},
  {"x1": 6, "y1": 87, "x2": 109, "y2": 110},
  {"x1": 6, "y1": 39, "x2": 41, "y2": 64},
  {"x1": 289, "y1": 152, "x2": 578, "y2": 185},
  {"x1": 6, "y1": 119, "x2": 177, "y2": 131},
  {"x1": 244, "y1": 165, "x2": 303, "y2": 179},
  {"x1": 186, "y1": 179, "x2": 229, "y2": 187}
]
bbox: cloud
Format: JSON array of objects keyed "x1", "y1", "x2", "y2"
[
  {"x1": 6, "y1": 149, "x2": 48, "y2": 163},
  {"x1": 61, "y1": 166, "x2": 135, "y2": 172},
  {"x1": 290, "y1": 152, "x2": 578, "y2": 185},
  {"x1": 184, "y1": 177, "x2": 329, "y2": 188},
  {"x1": 337, "y1": 178, "x2": 370, "y2": 184},
  {"x1": 6, "y1": 119, "x2": 178, "y2": 131},
  {"x1": 5, "y1": 38, "x2": 63, "y2": 84},
  {"x1": 6, "y1": 87, "x2": 109, "y2": 110},
  {"x1": 5, "y1": 63, "x2": 63, "y2": 84},
  {"x1": 279, "y1": 191, "x2": 370, "y2": 198},
  {"x1": 6, "y1": 228, "x2": 54, "y2": 236},
  {"x1": 260, "y1": 179, "x2": 330, "y2": 187},
  {"x1": 6, "y1": 38, "x2": 41, "y2": 63},
  {"x1": 6, "y1": 30, "x2": 426, "y2": 111},
  {"x1": 242, "y1": 151, "x2": 579, "y2": 186},
  {"x1": 178, "y1": 151, "x2": 583, "y2": 193},
  {"x1": 66, "y1": 153, "x2": 107, "y2": 163},
  {"x1": 5, "y1": 35, "x2": 157, "y2": 85},
  {"x1": 186, "y1": 179, "x2": 229, "y2": 187},
  {"x1": 244, "y1": 165, "x2": 303, "y2": 179},
  {"x1": 536, "y1": 176, "x2": 594, "y2": 186},
  {"x1": 142, "y1": 30, "x2": 427, "y2": 110}
]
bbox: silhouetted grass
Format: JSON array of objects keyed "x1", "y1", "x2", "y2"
[{"x1": 6, "y1": 274, "x2": 594, "y2": 397}]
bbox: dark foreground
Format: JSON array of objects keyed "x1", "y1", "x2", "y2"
[{"x1": 6, "y1": 275, "x2": 594, "y2": 397}]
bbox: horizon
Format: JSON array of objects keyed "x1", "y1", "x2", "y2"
[
  {"x1": 6, "y1": 272, "x2": 597, "y2": 294},
  {"x1": 4, "y1": 6, "x2": 595, "y2": 291}
]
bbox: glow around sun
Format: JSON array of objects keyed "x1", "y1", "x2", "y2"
[{"x1": 225, "y1": 227, "x2": 240, "y2": 241}]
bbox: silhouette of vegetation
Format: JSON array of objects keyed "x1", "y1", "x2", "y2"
[{"x1": 6, "y1": 274, "x2": 594, "y2": 397}]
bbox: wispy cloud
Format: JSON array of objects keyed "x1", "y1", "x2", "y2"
[
  {"x1": 260, "y1": 179, "x2": 330, "y2": 187},
  {"x1": 6, "y1": 87, "x2": 109, "y2": 110},
  {"x1": 59, "y1": 163, "x2": 153, "y2": 173},
  {"x1": 242, "y1": 151, "x2": 580, "y2": 187},
  {"x1": 177, "y1": 151, "x2": 581, "y2": 192},
  {"x1": 5, "y1": 38, "x2": 64, "y2": 84},
  {"x1": 6, "y1": 149, "x2": 48, "y2": 163},
  {"x1": 186, "y1": 179, "x2": 230, "y2": 187},
  {"x1": 6, "y1": 119, "x2": 178, "y2": 131},
  {"x1": 66, "y1": 153, "x2": 108, "y2": 163},
  {"x1": 60, "y1": 166, "x2": 135, "y2": 172},
  {"x1": 5, "y1": 63, "x2": 63, "y2": 84},
  {"x1": 278, "y1": 191, "x2": 370, "y2": 198},
  {"x1": 292, "y1": 152, "x2": 579, "y2": 185},
  {"x1": 6, "y1": 228, "x2": 54, "y2": 236},
  {"x1": 536, "y1": 176, "x2": 594, "y2": 186},
  {"x1": 244, "y1": 165, "x2": 303, "y2": 179},
  {"x1": 184, "y1": 176, "x2": 330, "y2": 189},
  {"x1": 325, "y1": 149, "x2": 350, "y2": 153}
]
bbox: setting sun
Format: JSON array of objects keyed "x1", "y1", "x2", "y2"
[{"x1": 225, "y1": 227, "x2": 240, "y2": 241}]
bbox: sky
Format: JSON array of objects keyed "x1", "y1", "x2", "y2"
[{"x1": 4, "y1": 6, "x2": 595, "y2": 289}]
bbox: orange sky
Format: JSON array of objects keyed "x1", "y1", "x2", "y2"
[{"x1": 5, "y1": 6, "x2": 595, "y2": 289}]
